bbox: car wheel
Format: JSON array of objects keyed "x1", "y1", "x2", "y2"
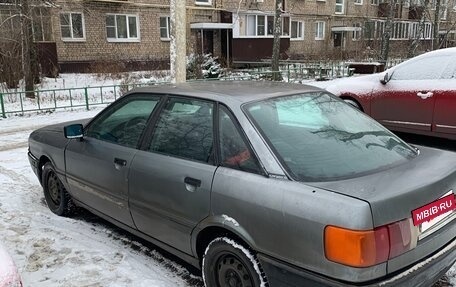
[
  {"x1": 202, "y1": 237, "x2": 268, "y2": 287},
  {"x1": 42, "y1": 162, "x2": 74, "y2": 216},
  {"x1": 343, "y1": 99, "x2": 361, "y2": 110}
]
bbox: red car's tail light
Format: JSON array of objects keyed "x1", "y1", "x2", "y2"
[{"x1": 325, "y1": 218, "x2": 417, "y2": 267}]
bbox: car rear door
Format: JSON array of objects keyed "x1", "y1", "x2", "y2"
[
  {"x1": 128, "y1": 96, "x2": 217, "y2": 254},
  {"x1": 432, "y1": 57, "x2": 456, "y2": 136},
  {"x1": 65, "y1": 95, "x2": 160, "y2": 226},
  {"x1": 370, "y1": 55, "x2": 451, "y2": 133}
]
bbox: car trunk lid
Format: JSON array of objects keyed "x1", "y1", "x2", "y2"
[{"x1": 309, "y1": 146, "x2": 456, "y2": 228}]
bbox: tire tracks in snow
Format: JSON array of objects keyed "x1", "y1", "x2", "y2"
[
  {"x1": 0, "y1": 142, "x2": 29, "y2": 152},
  {"x1": 0, "y1": 165, "x2": 32, "y2": 187}
]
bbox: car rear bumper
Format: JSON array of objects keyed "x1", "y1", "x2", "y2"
[
  {"x1": 259, "y1": 237, "x2": 456, "y2": 287},
  {"x1": 28, "y1": 150, "x2": 39, "y2": 178}
]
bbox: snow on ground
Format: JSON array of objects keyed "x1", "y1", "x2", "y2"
[{"x1": 1, "y1": 72, "x2": 171, "y2": 117}]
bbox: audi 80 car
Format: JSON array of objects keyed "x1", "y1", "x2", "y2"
[
  {"x1": 317, "y1": 47, "x2": 456, "y2": 140},
  {"x1": 28, "y1": 81, "x2": 455, "y2": 287}
]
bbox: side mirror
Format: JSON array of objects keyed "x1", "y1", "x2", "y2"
[
  {"x1": 380, "y1": 72, "x2": 390, "y2": 85},
  {"x1": 64, "y1": 124, "x2": 83, "y2": 139}
]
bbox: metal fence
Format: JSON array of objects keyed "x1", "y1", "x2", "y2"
[{"x1": 0, "y1": 82, "x2": 159, "y2": 118}]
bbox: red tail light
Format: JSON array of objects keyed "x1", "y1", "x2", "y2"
[{"x1": 325, "y1": 218, "x2": 417, "y2": 267}]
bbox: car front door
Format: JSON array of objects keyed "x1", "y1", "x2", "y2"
[
  {"x1": 370, "y1": 55, "x2": 452, "y2": 133},
  {"x1": 65, "y1": 95, "x2": 161, "y2": 226},
  {"x1": 128, "y1": 97, "x2": 217, "y2": 254}
]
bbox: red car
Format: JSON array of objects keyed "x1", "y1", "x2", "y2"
[
  {"x1": 0, "y1": 243, "x2": 22, "y2": 287},
  {"x1": 322, "y1": 48, "x2": 456, "y2": 140}
]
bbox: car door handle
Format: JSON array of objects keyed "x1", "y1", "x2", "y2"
[
  {"x1": 184, "y1": 177, "x2": 201, "y2": 187},
  {"x1": 417, "y1": 91, "x2": 433, "y2": 99},
  {"x1": 114, "y1": 158, "x2": 127, "y2": 167}
]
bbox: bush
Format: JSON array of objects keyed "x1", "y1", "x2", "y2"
[{"x1": 187, "y1": 54, "x2": 222, "y2": 80}]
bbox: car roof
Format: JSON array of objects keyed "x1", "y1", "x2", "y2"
[{"x1": 128, "y1": 81, "x2": 324, "y2": 104}]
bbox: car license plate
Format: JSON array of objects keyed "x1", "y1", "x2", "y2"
[{"x1": 411, "y1": 190, "x2": 455, "y2": 239}]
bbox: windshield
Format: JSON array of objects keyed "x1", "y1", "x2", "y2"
[{"x1": 244, "y1": 92, "x2": 417, "y2": 181}]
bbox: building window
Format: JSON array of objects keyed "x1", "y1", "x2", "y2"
[
  {"x1": 315, "y1": 21, "x2": 325, "y2": 40},
  {"x1": 239, "y1": 14, "x2": 290, "y2": 37},
  {"x1": 352, "y1": 23, "x2": 361, "y2": 40},
  {"x1": 371, "y1": 0, "x2": 379, "y2": 5},
  {"x1": 422, "y1": 22, "x2": 432, "y2": 39},
  {"x1": 106, "y1": 14, "x2": 139, "y2": 42},
  {"x1": 195, "y1": 0, "x2": 212, "y2": 5},
  {"x1": 355, "y1": 0, "x2": 363, "y2": 4},
  {"x1": 440, "y1": 0, "x2": 448, "y2": 19},
  {"x1": 411, "y1": 22, "x2": 433, "y2": 39},
  {"x1": 291, "y1": 20, "x2": 304, "y2": 40},
  {"x1": 392, "y1": 22, "x2": 410, "y2": 39},
  {"x1": 160, "y1": 16, "x2": 170, "y2": 40},
  {"x1": 336, "y1": 0, "x2": 345, "y2": 13},
  {"x1": 60, "y1": 12, "x2": 85, "y2": 41}
]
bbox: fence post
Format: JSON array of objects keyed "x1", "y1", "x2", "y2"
[
  {"x1": 84, "y1": 87, "x2": 89, "y2": 110},
  {"x1": 0, "y1": 93, "x2": 5, "y2": 118}
]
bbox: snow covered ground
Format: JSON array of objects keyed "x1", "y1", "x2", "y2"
[{"x1": 0, "y1": 108, "x2": 455, "y2": 286}]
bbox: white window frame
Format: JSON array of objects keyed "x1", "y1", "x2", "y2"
[
  {"x1": 371, "y1": 0, "x2": 379, "y2": 5},
  {"x1": 106, "y1": 13, "x2": 140, "y2": 43},
  {"x1": 60, "y1": 12, "x2": 86, "y2": 42},
  {"x1": 160, "y1": 16, "x2": 170, "y2": 41},
  {"x1": 355, "y1": 0, "x2": 363, "y2": 5},
  {"x1": 352, "y1": 23, "x2": 361, "y2": 40},
  {"x1": 315, "y1": 21, "x2": 325, "y2": 40},
  {"x1": 335, "y1": 0, "x2": 345, "y2": 13},
  {"x1": 423, "y1": 22, "x2": 432, "y2": 39},
  {"x1": 235, "y1": 14, "x2": 291, "y2": 38},
  {"x1": 291, "y1": 20, "x2": 304, "y2": 40},
  {"x1": 440, "y1": 0, "x2": 448, "y2": 19},
  {"x1": 195, "y1": 0, "x2": 212, "y2": 6}
]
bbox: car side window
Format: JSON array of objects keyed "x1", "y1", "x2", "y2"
[
  {"x1": 86, "y1": 96, "x2": 159, "y2": 148},
  {"x1": 391, "y1": 55, "x2": 451, "y2": 80},
  {"x1": 149, "y1": 97, "x2": 214, "y2": 163},
  {"x1": 219, "y1": 105, "x2": 262, "y2": 174}
]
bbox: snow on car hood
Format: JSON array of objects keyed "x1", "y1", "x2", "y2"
[{"x1": 309, "y1": 73, "x2": 382, "y2": 97}]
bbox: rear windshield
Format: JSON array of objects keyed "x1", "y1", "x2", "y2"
[{"x1": 244, "y1": 92, "x2": 417, "y2": 181}]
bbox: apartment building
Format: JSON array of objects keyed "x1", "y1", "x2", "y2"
[{"x1": 1, "y1": 0, "x2": 455, "y2": 73}]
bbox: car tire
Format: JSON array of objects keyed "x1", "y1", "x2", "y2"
[
  {"x1": 343, "y1": 99, "x2": 361, "y2": 110},
  {"x1": 42, "y1": 162, "x2": 74, "y2": 216},
  {"x1": 202, "y1": 237, "x2": 268, "y2": 287}
]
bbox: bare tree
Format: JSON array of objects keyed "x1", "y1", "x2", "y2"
[
  {"x1": 271, "y1": 0, "x2": 283, "y2": 81},
  {"x1": 380, "y1": 0, "x2": 396, "y2": 62},
  {"x1": 19, "y1": 0, "x2": 37, "y2": 98},
  {"x1": 0, "y1": 0, "x2": 55, "y2": 96},
  {"x1": 408, "y1": 0, "x2": 431, "y2": 57},
  {"x1": 433, "y1": 0, "x2": 441, "y2": 49}
]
